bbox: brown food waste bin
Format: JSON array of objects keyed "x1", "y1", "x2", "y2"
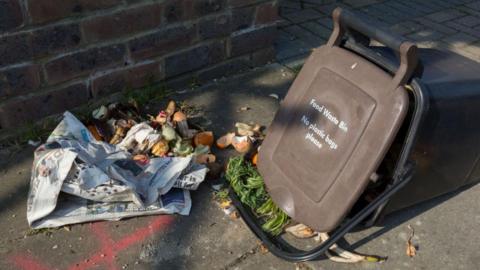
[{"x1": 230, "y1": 7, "x2": 480, "y2": 262}]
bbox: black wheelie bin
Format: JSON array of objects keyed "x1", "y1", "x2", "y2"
[{"x1": 229, "y1": 7, "x2": 480, "y2": 262}]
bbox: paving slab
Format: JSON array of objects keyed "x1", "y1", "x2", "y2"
[
  {"x1": 277, "y1": 0, "x2": 480, "y2": 65},
  {"x1": 3, "y1": 1, "x2": 480, "y2": 269},
  {"x1": 1, "y1": 61, "x2": 480, "y2": 270}
]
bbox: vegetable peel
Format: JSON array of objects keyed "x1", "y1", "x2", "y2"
[{"x1": 226, "y1": 156, "x2": 289, "y2": 235}]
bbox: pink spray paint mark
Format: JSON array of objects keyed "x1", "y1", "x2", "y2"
[{"x1": 8, "y1": 215, "x2": 175, "y2": 270}]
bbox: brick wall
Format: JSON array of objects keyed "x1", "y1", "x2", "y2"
[{"x1": 0, "y1": 0, "x2": 279, "y2": 129}]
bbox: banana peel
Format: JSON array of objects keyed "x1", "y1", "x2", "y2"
[{"x1": 316, "y1": 232, "x2": 385, "y2": 263}]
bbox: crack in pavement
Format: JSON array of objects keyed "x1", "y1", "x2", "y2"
[
  {"x1": 221, "y1": 245, "x2": 318, "y2": 270},
  {"x1": 222, "y1": 245, "x2": 260, "y2": 270}
]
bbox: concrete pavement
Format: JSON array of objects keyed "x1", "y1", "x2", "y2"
[
  {"x1": 2, "y1": 0, "x2": 480, "y2": 269},
  {"x1": 1, "y1": 63, "x2": 480, "y2": 270}
]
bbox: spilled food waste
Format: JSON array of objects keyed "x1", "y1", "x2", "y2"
[
  {"x1": 26, "y1": 96, "x2": 384, "y2": 263},
  {"x1": 216, "y1": 124, "x2": 384, "y2": 263},
  {"x1": 222, "y1": 155, "x2": 383, "y2": 263},
  {"x1": 27, "y1": 100, "x2": 218, "y2": 229},
  {"x1": 226, "y1": 156, "x2": 289, "y2": 236}
]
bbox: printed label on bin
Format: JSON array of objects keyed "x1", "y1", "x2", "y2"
[{"x1": 273, "y1": 68, "x2": 376, "y2": 202}]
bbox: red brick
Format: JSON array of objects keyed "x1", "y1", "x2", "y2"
[
  {"x1": 91, "y1": 61, "x2": 163, "y2": 98},
  {"x1": 129, "y1": 25, "x2": 196, "y2": 61},
  {"x1": 199, "y1": 14, "x2": 231, "y2": 39},
  {"x1": 196, "y1": 45, "x2": 274, "y2": 81},
  {"x1": 0, "y1": 33, "x2": 33, "y2": 67},
  {"x1": 228, "y1": 0, "x2": 263, "y2": 8},
  {"x1": 231, "y1": 6, "x2": 255, "y2": 31},
  {"x1": 196, "y1": 57, "x2": 250, "y2": 82},
  {"x1": 199, "y1": 8, "x2": 253, "y2": 39},
  {"x1": 82, "y1": 3, "x2": 163, "y2": 43},
  {"x1": 164, "y1": 0, "x2": 194, "y2": 23},
  {"x1": 0, "y1": 64, "x2": 42, "y2": 98},
  {"x1": 255, "y1": 1, "x2": 278, "y2": 25},
  {"x1": 45, "y1": 44, "x2": 126, "y2": 85},
  {"x1": 0, "y1": 83, "x2": 88, "y2": 128},
  {"x1": 32, "y1": 23, "x2": 82, "y2": 58},
  {"x1": 194, "y1": 0, "x2": 225, "y2": 16},
  {"x1": 27, "y1": 0, "x2": 121, "y2": 24},
  {"x1": 230, "y1": 25, "x2": 277, "y2": 57},
  {"x1": 165, "y1": 40, "x2": 226, "y2": 77},
  {"x1": 0, "y1": 0, "x2": 23, "y2": 33}
]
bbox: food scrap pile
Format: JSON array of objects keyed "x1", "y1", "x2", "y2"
[
  {"x1": 86, "y1": 100, "x2": 216, "y2": 164},
  {"x1": 26, "y1": 99, "x2": 221, "y2": 229}
]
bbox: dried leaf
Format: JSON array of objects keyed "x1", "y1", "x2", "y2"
[
  {"x1": 259, "y1": 243, "x2": 269, "y2": 254},
  {"x1": 406, "y1": 225, "x2": 417, "y2": 257},
  {"x1": 285, "y1": 223, "x2": 316, "y2": 239},
  {"x1": 406, "y1": 241, "x2": 416, "y2": 257},
  {"x1": 219, "y1": 200, "x2": 232, "y2": 209},
  {"x1": 295, "y1": 262, "x2": 310, "y2": 270},
  {"x1": 229, "y1": 211, "x2": 239, "y2": 219},
  {"x1": 365, "y1": 256, "x2": 385, "y2": 263}
]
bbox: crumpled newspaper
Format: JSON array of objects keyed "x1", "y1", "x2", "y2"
[{"x1": 27, "y1": 112, "x2": 207, "y2": 229}]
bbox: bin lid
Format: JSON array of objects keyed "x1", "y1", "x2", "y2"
[{"x1": 257, "y1": 44, "x2": 410, "y2": 232}]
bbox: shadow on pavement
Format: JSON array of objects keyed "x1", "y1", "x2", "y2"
[{"x1": 350, "y1": 181, "x2": 479, "y2": 250}]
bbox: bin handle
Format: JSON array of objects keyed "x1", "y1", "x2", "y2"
[{"x1": 327, "y1": 7, "x2": 418, "y2": 88}]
